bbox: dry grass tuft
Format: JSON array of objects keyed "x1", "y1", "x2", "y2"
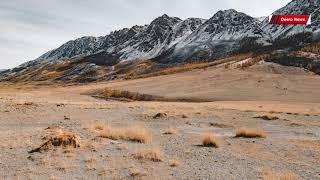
[
  {"x1": 262, "y1": 169, "x2": 297, "y2": 180},
  {"x1": 84, "y1": 156, "x2": 97, "y2": 164},
  {"x1": 45, "y1": 125, "x2": 64, "y2": 130},
  {"x1": 24, "y1": 102, "x2": 34, "y2": 106},
  {"x1": 94, "y1": 122, "x2": 107, "y2": 131},
  {"x1": 29, "y1": 132, "x2": 81, "y2": 153},
  {"x1": 254, "y1": 114, "x2": 279, "y2": 121},
  {"x1": 153, "y1": 113, "x2": 168, "y2": 119},
  {"x1": 235, "y1": 128, "x2": 267, "y2": 138},
  {"x1": 301, "y1": 42, "x2": 320, "y2": 54},
  {"x1": 289, "y1": 121, "x2": 307, "y2": 127},
  {"x1": 209, "y1": 122, "x2": 231, "y2": 128},
  {"x1": 169, "y1": 159, "x2": 180, "y2": 167},
  {"x1": 99, "y1": 125, "x2": 151, "y2": 144},
  {"x1": 130, "y1": 167, "x2": 147, "y2": 178},
  {"x1": 202, "y1": 132, "x2": 219, "y2": 147},
  {"x1": 184, "y1": 149, "x2": 192, "y2": 155},
  {"x1": 163, "y1": 128, "x2": 178, "y2": 135},
  {"x1": 133, "y1": 148, "x2": 163, "y2": 162},
  {"x1": 116, "y1": 143, "x2": 128, "y2": 150},
  {"x1": 130, "y1": 167, "x2": 141, "y2": 177},
  {"x1": 87, "y1": 89, "x2": 210, "y2": 102},
  {"x1": 181, "y1": 114, "x2": 188, "y2": 118},
  {"x1": 92, "y1": 89, "x2": 161, "y2": 101}
]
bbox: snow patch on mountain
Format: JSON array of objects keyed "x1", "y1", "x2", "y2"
[{"x1": 261, "y1": 0, "x2": 320, "y2": 40}]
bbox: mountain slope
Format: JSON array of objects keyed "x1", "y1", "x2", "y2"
[
  {"x1": 156, "y1": 9, "x2": 271, "y2": 63},
  {"x1": 1, "y1": 0, "x2": 320, "y2": 83},
  {"x1": 261, "y1": 0, "x2": 320, "y2": 40}
]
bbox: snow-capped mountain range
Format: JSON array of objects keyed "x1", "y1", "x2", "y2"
[
  {"x1": 2, "y1": 0, "x2": 320, "y2": 82},
  {"x1": 261, "y1": 0, "x2": 320, "y2": 40}
]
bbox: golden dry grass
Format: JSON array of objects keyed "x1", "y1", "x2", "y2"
[
  {"x1": 130, "y1": 167, "x2": 147, "y2": 178},
  {"x1": 99, "y1": 124, "x2": 151, "y2": 144},
  {"x1": 235, "y1": 128, "x2": 267, "y2": 138},
  {"x1": 84, "y1": 156, "x2": 97, "y2": 164},
  {"x1": 301, "y1": 42, "x2": 320, "y2": 54},
  {"x1": 45, "y1": 125, "x2": 64, "y2": 130},
  {"x1": 202, "y1": 132, "x2": 219, "y2": 147},
  {"x1": 130, "y1": 53, "x2": 253, "y2": 79},
  {"x1": 184, "y1": 149, "x2": 192, "y2": 155},
  {"x1": 38, "y1": 71, "x2": 64, "y2": 81},
  {"x1": 133, "y1": 148, "x2": 163, "y2": 162},
  {"x1": 116, "y1": 143, "x2": 128, "y2": 150},
  {"x1": 163, "y1": 128, "x2": 178, "y2": 135},
  {"x1": 254, "y1": 114, "x2": 279, "y2": 120},
  {"x1": 289, "y1": 121, "x2": 307, "y2": 127},
  {"x1": 263, "y1": 169, "x2": 297, "y2": 180},
  {"x1": 29, "y1": 132, "x2": 81, "y2": 153},
  {"x1": 89, "y1": 89, "x2": 209, "y2": 102},
  {"x1": 169, "y1": 159, "x2": 180, "y2": 167},
  {"x1": 96, "y1": 89, "x2": 160, "y2": 101},
  {"x1": 130, "y1": 167, "x2": 141, "y2": 177},
  {"x1": 94, "y1": 122, "x2": 106, "y2": 131}
]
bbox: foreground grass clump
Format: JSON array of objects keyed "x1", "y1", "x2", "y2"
[
  {"x1": 94, "y1": 122, "x2": 106, "y2": 131},
  {"x1": 254, "y1": 114, "x2": 279, "y2": 120},
  {"x1": 130, "y1": 167, "x2": 146, "y2": 177},
  {"x1": 88, "y1": 88, "x2": 209, "y2": 102},
  {"x1": 94, "y1": 89, "x2": 162, "y2": 101},
  {"x1": 163, "y1": 128, "x2": 178, "y2": 135},
  {"x1": 202, "y1": 132, "x2": 219, "y2": 147},
  {"x1": 235, "y1": 128, "x2": 267, "y2": 138},
  {"x1": 98, "y1": 124, "x2": 151, "y2": 143},
  {"x1": 169, "y1": 159, "x2": 180, "y2": 167},
  {"x1": 133, "y1": 148, "x2": 163, "y2": 162},
  {"x1": 29, "y1": 132, "x2": 81, "y2": 153}
]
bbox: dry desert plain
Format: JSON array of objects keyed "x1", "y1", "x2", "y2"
[{"x1": 0, "y1": 63, "x2": 320, "y2": 180}]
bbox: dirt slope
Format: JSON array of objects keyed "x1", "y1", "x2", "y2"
[{"x1": 97, "y1": 63, "x2": 320, "y2": 103}]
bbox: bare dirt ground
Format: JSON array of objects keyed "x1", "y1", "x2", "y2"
[{"x1": 0, "y1": 63, "x2": 320, "y2": 180}]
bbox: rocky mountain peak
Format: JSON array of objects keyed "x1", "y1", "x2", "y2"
[
  {"x1": 274, "y1": 0, "x2": 320, "y2": 14},
  {"x1": 202, "y1": 9, "x2": 259, "y2": 35},
  {"x1": 149, "y1": 14, "x2": 182, "y2": 29},
  {"x1": 3, "y1": 0, "x2": 319, "y2": 83}
]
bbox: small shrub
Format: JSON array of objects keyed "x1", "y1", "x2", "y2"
[
  {"x1": 94, "y1": 122, "x2": 106, "y2": 131},
  {"x1": 130, "y1": 167, "x2": 142, "y2": 177},
  {"x1": 235, "y1": 128, "x2": 267, "y2": 138},
  {"x1": 169, "y1": 159, "x2": 180, "y2": 167},
  {"x1": 254, "y1": 115, "x2": 279, "y2": 120},
  {"x1": 29, "y1": 132, "x2": 81, "y2": 153},
  {"x1": 99, "y1": 125, "x2": 151, "y2": 144},
  {"x1": 202, "y1": 132, "x2": 219, "y2": 147},
  {"x1": 153, "y1": 113, "x2": 168, "y2": 119},
  {"x1": 133, "y1": 148, "x2": 163, "y2": 162},
  {"x1": 45, "y1": 125, "x2": 64, "y2": 130},
  {"x1": 163, "y1": 128, "x2": 178, "y2": 135}
]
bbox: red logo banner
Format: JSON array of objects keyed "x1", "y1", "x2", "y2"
[{"x1": 269, "y1": 15, "x2": 311, "y2": 25}]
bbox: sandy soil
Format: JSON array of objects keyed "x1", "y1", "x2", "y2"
[{"x1": 0, "y1": 64, "x2": 319, "y2": 179}]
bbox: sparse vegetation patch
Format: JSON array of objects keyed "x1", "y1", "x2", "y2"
[
  {"x1": 98, "y1": 124, "x2": 151, "y2": 144},
  {"x1": 254, "y1": 114, "x2": 279, "y2": 120},
  {"x1": 85, "y1": 89, "x2": 211, "y2": 102},
  {"x1": 202, "y1": 132, "x2": 219, "y2": 147},
  {"x1": 235, "y1": 128, "x2": 267, "y2": 138},
  {"x1": 169, "y1": 159, "x2": 180, "y2": 167},
  {"x1": 29, "y1": 132, "x2": 81, "y2": 153},
  {"x1": 133, "y1": 148, "x2": 163, "y2": 162},
  {"x1": 163, "y1": 128, "x2": 178, "y2": 135}
]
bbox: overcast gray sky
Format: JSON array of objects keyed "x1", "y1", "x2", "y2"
[{"x1": 0, "y1": 0, "x2": 291, "y2": 69}]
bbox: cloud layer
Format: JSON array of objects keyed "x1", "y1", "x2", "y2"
[{"x1": 0, "y1": 0, "x2": 291, "y2": 69}]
